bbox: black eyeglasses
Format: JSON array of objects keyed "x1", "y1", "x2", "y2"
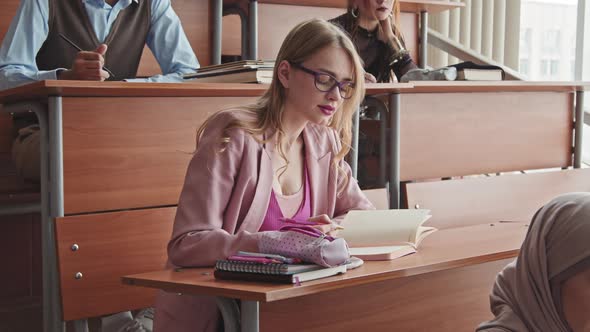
[{"x1": 291, "y1": 63, "x2": 355, "y2": 99}]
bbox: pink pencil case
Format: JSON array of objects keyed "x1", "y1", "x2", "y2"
[{"x1": 258, "y1": 225, "x2": 349, "y2": 267}]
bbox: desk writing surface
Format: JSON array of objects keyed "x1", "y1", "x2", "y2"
[
  {"x1": 122, "y1": 222, "x2": 527, "y2": 302},
  {"x1": 394, "y1": 80, "x2": 590, "y2": 93},
  {"x1": 0, "y1": 80, "x2": 411, "y2": 104},
  {"x1": 0, "y1": 81, "x2": 269, "y2": 104}
]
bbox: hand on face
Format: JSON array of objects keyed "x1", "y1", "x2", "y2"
[
  {"x1": 364, "y1": 72, "x2": 377, "y2": 83},
  {"x1": 59, "y1": 44, "x2": 110, "y2": 81},
  {"x1": 377, "y1": 16, "x2": 402, "y2": 51}
]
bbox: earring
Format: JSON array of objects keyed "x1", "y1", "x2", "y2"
[{"x1": 351, "y1": 7, "x2": 359, "y2": 18}]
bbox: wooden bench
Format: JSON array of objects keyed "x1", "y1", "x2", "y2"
[
  {"x1": 404, "y1": 168, "x2": 590, "y2": 229},
  {"x1": 55, "y1": 207, "x2": 175, "y2": 325},
  {"x1": 395, "y1": 82, "x2": 588, "y2": 228}
]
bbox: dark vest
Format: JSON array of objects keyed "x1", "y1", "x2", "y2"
[{"x1": 35, "y1": 0, "x2": 151, "y2": 80}]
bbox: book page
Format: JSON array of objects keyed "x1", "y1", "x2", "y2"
[
  {"x1": 349, "y1": 245, "x2": 413, "y2": 256},
  {"x1": 338, "y1": 209, "x2": 431, "y2": 247}
]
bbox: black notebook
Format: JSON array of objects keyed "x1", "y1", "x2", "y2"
[{"x1": 450, "y1": 61, "x2": 505, "y2": 81}]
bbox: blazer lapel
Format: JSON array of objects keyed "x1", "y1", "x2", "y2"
[
  {"x1": 303, "y1": 126, "x2": 332, "y2": 216},
  {"x1": 238, "y1": 132, "x2": 274, "y2": 232}
]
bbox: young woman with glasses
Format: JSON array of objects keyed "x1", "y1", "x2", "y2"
[
  {"x1": 331, "y1": 0, "x2": 417, "y2": 83},
  {"x1": 153, "y1": 19, "x2": 374, "y2": 332}
]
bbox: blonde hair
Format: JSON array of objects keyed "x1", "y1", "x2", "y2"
[{"x1": 196, "y1": 19, "x2": 365, "y2": 191}]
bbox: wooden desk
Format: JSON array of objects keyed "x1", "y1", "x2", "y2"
[
  {"x1": 123, "y1": 222, "x2": 527, "y2": 332},
  {"x1": 0, "y1": 80, "x2": 408, "y2": 332},
  {"x1": 0, "y1": 81, "x2": 264, "y2": 332},
  {"x1": 382, "y1": 81, "x2": 589, "y2": 209}
]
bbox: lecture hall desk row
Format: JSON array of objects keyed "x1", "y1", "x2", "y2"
[{"x1": 0, "y1": 79, "x2": 586, "y2": 332}]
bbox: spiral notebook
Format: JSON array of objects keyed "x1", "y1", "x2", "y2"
[
  {"x1": 214, "y1": 265, "x2": 347, "y2": 284},
  {"x1": 215, "y1": 259, "x2": 322, "y2": 275}
]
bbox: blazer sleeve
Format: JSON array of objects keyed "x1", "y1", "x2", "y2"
[{"x1": 167, "y1": 114, "x2": 263, "y2": 267}]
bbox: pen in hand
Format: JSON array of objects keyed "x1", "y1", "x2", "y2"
[{"x1": 58, "y1": 33, "x2": 115, "y2": 79}]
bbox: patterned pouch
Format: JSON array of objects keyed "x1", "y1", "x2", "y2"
[{"x1": 258, "y1": 225, "x2": 350, "y2": 267}]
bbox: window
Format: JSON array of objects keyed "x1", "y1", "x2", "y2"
[
  {"x1": 520, "y1": 59, "x2": 530, "y2": 76},
  {"x1": 520, "y1": 1, "x2": 577, "y2": 81},
  {"x1": 540, "y1": 59, "x2": 550, "y2": 76},
  {"x1": 520, "y1": 28, "x2": 533, "y2": 55},
  {"x1": 542, "y1": 30, "x2": 561, "y2": 53},
  {"x1": 550, "y1": 60, "x2": 560, "y2": 76}
]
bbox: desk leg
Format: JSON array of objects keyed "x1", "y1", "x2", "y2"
[
  {"x1": 3, "y1": 101, "x2": 65, "y2": 332},
  {"x1": 248, "y1": 0, "x2": 258, "y2": 60},
  {"x1": 389, "y1": 93, "x2": 401, "y2": 209},
  {"x1": 216, "y1": 298, "x2": 260, "y2": 332},
  {"x1": 419, "y1": 11, "x2": 428, "y2": 68},
  {"x1": 574, "y1": 90, "x2": 584, "y2": 168},
  {"x1": 212, "y1": 0, "x2": 223, "y2": 65},
  {"x1": 216, "y1": 297, "x2": 240, "y2": 332},
  {"x1": 241, "y1": 300, "x2": 259, "y2": 332},
  {"x1": 46, "y1": 96, "x2": 65, "y2": 332}
]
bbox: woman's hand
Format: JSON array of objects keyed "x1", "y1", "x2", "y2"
[
  {"x1": 377, "y1": 16, "x2": 403, "y2": 52},
  {"x1": 308, "y1": 214, "x2": 342, "y2": 236},
  {"x1": 364, "y1": 72, "x2": 377, "y2": 83}
]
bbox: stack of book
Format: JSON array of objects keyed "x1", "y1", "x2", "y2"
[
  {"x1": 450, "y1": 61, "x2": 505, "y2": 81},
  {"x1": 184, "y1": 60, "x2": 275, "y2": 83},
  {"x1": 214, "y1": 252, "x2": 347, "y2": 284}
]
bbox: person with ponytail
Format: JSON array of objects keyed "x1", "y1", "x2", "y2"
[
  {"x1": 153, "y1": 19, "x2": 374, "y2": 332},
  {"x1": 330, "y1": 0, "x2": 417, "y2": 83}
]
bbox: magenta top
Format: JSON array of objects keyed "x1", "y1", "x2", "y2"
[{"x1": 259, "y1": 163, "x2": 312, "y2": 231}]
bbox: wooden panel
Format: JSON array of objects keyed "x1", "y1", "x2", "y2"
[
  {"x1": 362, "y1": 188, "x2": 389, "y2": 209},
  {"x1": 61, "y1": 95, "x2": 257, "y2": 214},
  {"x1": 224, "y1": 4, "x2": 419, "y2": 63},
  {"x1": 405, "y1": 168, "x2": 590, "y2": 229},
  {"x1": 0, "y1": 0, "x2": 19, "y2": 42},
  {"x1": 222, "y1": 14, "x2": 243, "y2": 56},
  {"x1": 123, "y1": 222, "x2": 527, "y2": 302},
  {"x1": 224, "y1": 0, "x2": 464, "y2": 13},
  {"x1": 261, "y1": 258, "x2": 511, "y2": 332},
  {"x1": 401, "y1": 12, "x2": 419, "y2": 63},
  {"x1": 400, "y1": 91, "x2": 574, "y2": 180},
  {"x1": 55, "y1": 207, "x2": 176, "y2": 321},
  {"x1": 257, "y1": 4, "x2": 344, "y2": 60},
  {"x1": 0, "y1": 111, "x2": 12, "y2": 154},
  {"x1": 0, "y1": 214, "x2": 34, "y2": 298}
]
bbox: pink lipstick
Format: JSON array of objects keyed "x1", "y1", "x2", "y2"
[{"x1": 318, "y1": 105, "x2": 335, "y2": 116}]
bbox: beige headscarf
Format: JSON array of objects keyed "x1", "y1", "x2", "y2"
[{"x1": 477, "y1": 192, "x2": 590, "y2": 332}]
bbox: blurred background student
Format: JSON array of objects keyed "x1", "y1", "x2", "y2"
[{"x1": 330, "y1": 0, "x2": 417, "y2": 83}]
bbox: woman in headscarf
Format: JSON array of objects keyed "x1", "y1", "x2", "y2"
[{"x1": 477, "y1": 192, "x2": 590, "y2": 332}]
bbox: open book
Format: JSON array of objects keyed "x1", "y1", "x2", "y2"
[{"x1": 338, "y1": 209, "x2": 436, "y2": 260}]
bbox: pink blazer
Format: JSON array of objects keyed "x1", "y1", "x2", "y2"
[{"x1": 154, "y1": 112, "x2": 374, "y2": 332}]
